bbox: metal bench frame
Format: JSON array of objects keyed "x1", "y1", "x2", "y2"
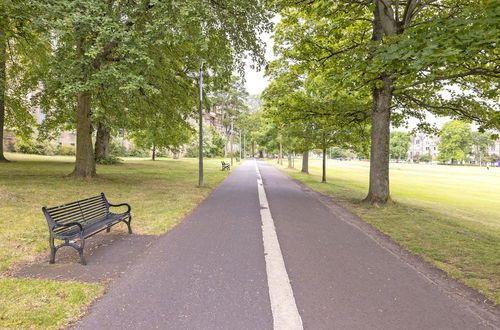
[
  {"x1": 42, "y1": 193, "x2": 132, "y2": 265},
  {"x1": 221, "y1": 161, "x2": 230, "y2": 171}
]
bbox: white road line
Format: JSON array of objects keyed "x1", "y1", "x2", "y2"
[{"x1": 255, "y1": 160, "x2": 303, "y2": 330}]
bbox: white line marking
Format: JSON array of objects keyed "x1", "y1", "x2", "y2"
[{"x1": 255, "y1": 160, "x2": 303, "y2": 330}]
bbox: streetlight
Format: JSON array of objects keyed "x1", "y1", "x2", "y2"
[{"x1": 198, "y1": 60, "x2": 204, "y2": 187}]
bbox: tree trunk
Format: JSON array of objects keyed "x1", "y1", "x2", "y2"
[
  {"x1": 322, "y1": 147, "x2": 327, "y2": 183},
  {"x1": 363, "y1": 74, "x2": 393, "y2": 205},
  {"x1": 279, "y1": 142, "x2": 283, "y2": 165},
  {"x1": 71, "y1": 92, "x2": 96, "y2": 178},
  {"x1": 287, "y1": 153, "x2": 292, "y2": 168},
  {"x1": 152, "y1": 144, "x2": 156, "y2": 161},
  {"x1": 301, "y1": 150, "x2": 309, "y2": 173},
  {"x1": 0, "y1": 28, "x2": 7, "y2": 162},
  {"x1": 94, "y1": 122, "x2": 110, "y2": 162},
  {"x1": 362, "y1": 0, "x2": 398, "y2": 205},
  {"x1": 252, "y1": 141, "x2": 255, "y2": 158}
]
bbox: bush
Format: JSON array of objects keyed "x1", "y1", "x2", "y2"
[
  {"x1": 14, "y1": 140, "x2": 49, "y2": 155},
  {"x1": 54, "y1": 145, "x2": 76, "y2": 156},
  {"x1": 96, "y1": 155, "x2": 122, "y2": 165},
  {"x1": 419, "y1": 154, "x2": 433, "y2": 163}
]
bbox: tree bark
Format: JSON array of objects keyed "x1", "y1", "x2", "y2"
[
  {"x1": 94, "y1": 122, "x2": 110, "y2": 162},
  {"x1": 152, "y1": 144, "x2": 156, "y2": 161},
  {"x1": 252, "y1": 140, "x2": 255, "y2": 158},
  {"x1": 279, "y1": 142, "x2": 283, "y2": 165},
  {"x1": 0, "y1": 28, "x2": 8, "y2": 162},
  {"x1": 362, "y1": 0, "x2": 398, "y2": 205},
  {"x1": 71, "y1": 92, "x2": 96, "y2": 178},
  {"x1": 322, "y1": 147, "x2": 327, "y2": 183},
  {"x1": 301, "y1": 150, "x2": 309, "y2": 173},
  {"x1": 364, "y1": 74, "x2": 393, "y2": 205}
]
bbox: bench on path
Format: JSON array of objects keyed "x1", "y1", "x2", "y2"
[
  {"x1": 221, "y1": 161, "x2": 230, "y2": 171},
  {"x1": 42, "y1": 193, "x2": 132, "y2": 265}
]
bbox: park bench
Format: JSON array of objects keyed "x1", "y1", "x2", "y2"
[
  {"x1": 42, "y1": 193, "x2": 132, "y2": 265},
  {"x1": 221, "y1": 161, "x2": 230, "y2": 171}
]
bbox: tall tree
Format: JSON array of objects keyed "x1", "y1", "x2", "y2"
[
  {"x1": 39, "y1": 0, "x2": 272, "y2": 178},
  {"x1": 274, "y1": 0, "x2": 499, "y2": 205},
  {"x1": 0, "y1": 1, "x2": 47, "y2": 162},
  {"x1": 437, "y1": 121, "x2": 472, "y2": 163}
]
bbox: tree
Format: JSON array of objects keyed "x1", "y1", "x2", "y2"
[
  {"x1": 38, "y1": 0, "x2": 272, "y2": 178},
  {"x1": 0, "y1": 1, "x2": 48, "y2": 162},
  {"x1": 274, "y1": 0, "x2": 499, "y2": 205},
  {"x1": 390, "y1": 132, "x2": 410, "y2": 161},
  {"x1": 437, "y1": 121, "x2": 472, "y2": 163},
  {"x1": 471, "y1": 131, "x2": 495, "y2": 165},
  {"x1": 262, "y1": 61, "x2": 370, "y2": 183}
]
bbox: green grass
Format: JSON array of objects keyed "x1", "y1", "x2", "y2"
[
  {"x1": 273, "y1": 159, "x2": 500, "y2": 304},
  {"x1": 0, "y1": 278, "x2": 103, "y2": 329},
  {"x1": 0, "y1": 153, "x2": 234, "y2": 328}
]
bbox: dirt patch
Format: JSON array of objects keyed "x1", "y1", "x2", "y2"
[{"x1": 13, "y1": 233, "x2": 157, "y2": 283}]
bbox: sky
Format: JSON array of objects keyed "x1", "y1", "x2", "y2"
[{"x1": 244, "y1": 18, "x2": 278, "y2": 96}]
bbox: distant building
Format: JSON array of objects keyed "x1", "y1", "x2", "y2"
[
  {"x1": 407, "y1": 133, "x2": 439, "y2": 161},
  {"x1": 407, "y1": 132, "x2": 500, "y2": 162},
  {"x1": 488, "y1": 139, "x2": 500, "y2": 156}
]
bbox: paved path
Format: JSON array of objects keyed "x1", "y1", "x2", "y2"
[{"x1": 75, "y1": 160, "x2": 498, "y2": 329}]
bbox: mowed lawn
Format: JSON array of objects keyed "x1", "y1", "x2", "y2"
[
  {"x1": 0, "y1": 153, "x2": 232, "y2": 329},
  {"x1": 277, "y1": 159, "x2": 500, "y2": 304}
]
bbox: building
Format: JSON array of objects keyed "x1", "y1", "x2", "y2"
[{"x1": 407, "y1": 133, "x2": 439, "y2": 161}]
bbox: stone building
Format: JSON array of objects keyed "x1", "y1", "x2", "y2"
[{"x1": 407, "y1": 133, "x2": 439, "y2": 161}]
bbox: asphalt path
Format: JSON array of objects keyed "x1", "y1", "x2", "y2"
[{"x1": 75, "y1": 159, "x2": 498, "y2": 329}]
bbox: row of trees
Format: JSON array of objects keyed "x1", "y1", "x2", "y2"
[
  {"x1": 260, "y1": 0, "x2": 499, "y2": 205},
  {"x1": 0, "y1": 0, "x2": 273, "y2": 177}
]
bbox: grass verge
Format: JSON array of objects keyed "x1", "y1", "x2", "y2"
[
  {"x1": 0, "y1": 278, "x2": 103, "y2": 329},
  {"x1": 0, "y1": 153, "x2": 235, "y2": 327},
  {"x1": 272, "y1": 160, "x2": 500, "y2": 304}
]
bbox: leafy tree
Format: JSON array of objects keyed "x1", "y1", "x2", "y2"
[
  {"x1": 438, "y1": 121, "x2": 472, "y2": 163},
  {"x1": 273, "y1": 0, "x2": 499, "y2": 205},
  {"x1": 471, "y1": 131, "x2": 495, "y2": 165},
  {"x1": 0, "y1": 1, "x2": 48, "y2": 162},
  {"x1": 38, "y1": 0, "x2": 272, "y2": 178},
  {"x1": 131, "y1": 112, "x2": 193, "y2": 161},
  {"x1": 390, "y1": 132, "x2": 410, "y2": 161}
]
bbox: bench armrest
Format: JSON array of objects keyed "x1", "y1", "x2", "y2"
[
  {"x1": 53, "y1": 222, "x2": 83, "y2": 232},
  {"x1": 108, "y1": 203, "x2": 131, "y2": 214}
]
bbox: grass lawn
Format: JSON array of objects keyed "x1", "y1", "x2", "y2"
[
  {"x1": 0, "y1": 153, "x2": 233, "y2": 328},
  {"x1": 273, "y1": 159, "x2": 500, "y2": 304}
]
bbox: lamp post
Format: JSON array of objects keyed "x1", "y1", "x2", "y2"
[
  {"x1": 198, "y1": 60, "x2": 204, "y2": 187},
  {"x1": 230, "y1": 117, "x2": 234, "y2": 166}
]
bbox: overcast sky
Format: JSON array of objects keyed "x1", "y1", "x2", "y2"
[{"x1": 244, "y1": 18, "x2": 278, "y2": 96}]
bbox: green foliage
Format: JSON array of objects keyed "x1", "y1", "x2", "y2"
[
  {"x1": 1, "y1": 1, "x2": 49, "y2": 141},
  {"x1": 186, "y1": 124, "x2": 226, "y2": 158},
  {"x1": 419, "y1": 154, "x2": 433, "y2": 163},
  {"x1": 390, "y1": 132, "x2": 411, "y2": 160},
  {"x1": 13, "y1": 139, "x2": 48, "y2": 155},
  {"x1": 471, "y1": 131, "x2": 495, "y2": 163},
  {"x1": 96, "y1": 155, "x2": 122, "y2": 165},
  {"x1": 438, "y1": 121, "x2": 472, "y2": 163}
]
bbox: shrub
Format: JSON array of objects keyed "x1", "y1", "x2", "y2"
[{"x1": 96, "y1": 155, "x2": 122, "y2": 165}]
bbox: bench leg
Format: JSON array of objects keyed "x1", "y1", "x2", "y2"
[
  {"x1": 78, "y1": 234, "x2": 86, "y2": 265},
  {"x1": 126, "y1": 215, "x2": 133, "y2": 234},
  {"x1": 49, "y1": 237, "x2": 56, "y2": 264}
]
